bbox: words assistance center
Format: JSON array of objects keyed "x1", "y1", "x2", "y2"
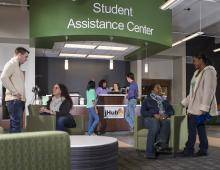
[{"x1": 67, "y1": 2, "x2": 154, "y2": 36}]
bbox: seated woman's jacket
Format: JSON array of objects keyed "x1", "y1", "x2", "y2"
[
  {"x1": 47, "y1": 99, "x2": 72, "y2": 117},
  {"x1": 141, "y1": 95, "x2": 175, "y2": 118}
]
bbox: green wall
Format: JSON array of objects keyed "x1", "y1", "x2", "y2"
[{"x1": 29, "y1": 0, "x2": 171, "y2": 59}]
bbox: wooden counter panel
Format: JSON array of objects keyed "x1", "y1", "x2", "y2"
[{"x1": 71, "y1": 106, "x2": 140, "y2": 132}]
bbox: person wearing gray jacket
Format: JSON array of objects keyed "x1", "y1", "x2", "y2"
[{"x1": 181, "y1": 53, "x2": 217, "y2": 157}]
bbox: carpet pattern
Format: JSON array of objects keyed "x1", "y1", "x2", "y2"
[{"x1": 118, "y1": 147, "x2": 220, "y2": 170}]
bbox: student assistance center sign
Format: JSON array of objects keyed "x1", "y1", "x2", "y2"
[
  {"x1": 29, "y1": 0, "x2": 171, "y2": 50},
  {"x1": 67, "y1": 2, "x2": 154, "y2": 36}
]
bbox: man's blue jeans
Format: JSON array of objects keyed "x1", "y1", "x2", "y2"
[
  {"x1": 6, "y1": 100, "x2": 25, "y2": 133},
  {"x1": 125, "y1": 99, "x2": 137, "y2": 129},
  {"x1": 87, "y1": 107, "x2": 99, "y2": 135},
  {"x1": 144, "y1": 117, "x2": 170, "y2": 157}
]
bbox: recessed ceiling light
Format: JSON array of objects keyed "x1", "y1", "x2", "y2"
[
  {"x1": 64, "y1": 44, "x2": 97, "y2": 49},
  {"x1": 59, "y1": 53, "x2": 87, "y2": 58},
  {"x1": 87, "y1": 55, "x2": 115, "y2": 59},
  {"x1": 97, "y1": 46, "x2": 128, "y2": 51}
]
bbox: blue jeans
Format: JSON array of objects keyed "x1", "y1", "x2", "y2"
[
  {"x1": 56, "y1": 115, "x2": 76, "y2": 132},
  {"x1": 6, "y1": 100, "x2": 25, "y2": 133},
  {"x1": 125, "y1": 99, "x2": 137, "y2": 129},
  {"x1": 144, "y1": 117, "x2": 170, "y2": 157},
  {"x1": 87, "y1": 107, "x2": 99, "y2": 135},
  {"x1": 185, "y1": 114, "x2": 208, "y2": 154}
]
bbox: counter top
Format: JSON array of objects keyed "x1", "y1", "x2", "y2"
[{"x1": 98, "y1": 94, "x2": 126, "y2": 97}]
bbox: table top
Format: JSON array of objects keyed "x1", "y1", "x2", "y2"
[{"x1": 70, "y1": 135, "x2": 118, "y2": 147}]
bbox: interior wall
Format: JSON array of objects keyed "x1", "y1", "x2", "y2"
[
  {"x1": 173, "y1": 56, "x2": 186, "y2": 105},
  {"x1": 142, "y1": 57, "x2": 173, "y2": 80},
  {"x1": 36, "y1": 57, "x2": 130, "y2": 98},
  {"x1": 0, "y1": 6, "x2": 29, "y2": 41},
  {"x1": 130, "y1": 60, "x2": 142, "y2": 97}
]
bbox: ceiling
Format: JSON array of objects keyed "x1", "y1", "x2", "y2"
[
  {"x1": 0, "y1": 0, "x2": 26, "y2": 4},
  {"x1": 36, "y1": 41, "x2": 140, "y2": 60},
  {"x1": 172, "y1": 0, "x2": 220, "y2": 41}
]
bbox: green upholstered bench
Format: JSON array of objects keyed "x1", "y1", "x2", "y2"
[
  {"x1": 0, "y1": 126, "x2": 4, "y2": 134},
  {"x1": 134, "y1": 104, "x2": 188, "y2": 155},
  {"x1": 26, "y1": 105, "x2": 85, "y2": 134},
  {"x1": 26, "y1": 105, "x2": 56, "y2": 131},
  {"x1": 0, "y1": 131, "x2": 71, "y2": 170}
]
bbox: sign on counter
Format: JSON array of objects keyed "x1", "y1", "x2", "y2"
[{"x1": 104, "y1": 106, "x2": 125, "y2": 119}]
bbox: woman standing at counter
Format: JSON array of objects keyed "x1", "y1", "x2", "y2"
[
  {"x1": 86, "y1": 80, "x2": 100, "y2": 135},
  {"x1": 96, "y1": 79, "x2": 109, "y2": 96}
]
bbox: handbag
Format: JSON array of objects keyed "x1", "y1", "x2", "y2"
[
  {"x1": 196, "y1": 96, "x2": 214, "y2": 125},
  {"x1": 196, "y1": 112, "x2": 212, "y2": 125}
]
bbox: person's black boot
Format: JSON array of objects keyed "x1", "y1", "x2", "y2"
[
  {"x1": 180, "y1": 148, "x2": 194, "y2": 157},
  {"x1": 194, "y1": 150, "x2": 208, "y2": 157}
]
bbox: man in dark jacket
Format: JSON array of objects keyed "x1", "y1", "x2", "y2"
[{"x1": 141, "y1": 84, "x2": 174, "y2": 159}]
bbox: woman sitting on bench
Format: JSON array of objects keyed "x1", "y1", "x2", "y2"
[
  {"x1": 39, "y1": 83, "x2": 76, "y2": 132},
  {"x1": 141, "y1": 84, "x2": 174, "y2": 159}
]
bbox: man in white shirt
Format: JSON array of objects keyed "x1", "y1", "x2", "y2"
[{"x1": 1, "y1": 47, "x2": 29, "y2": 132}]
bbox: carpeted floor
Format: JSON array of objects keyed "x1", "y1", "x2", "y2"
[{"x1": 118, "y1": 147, "x2": 220, "y2": 170}]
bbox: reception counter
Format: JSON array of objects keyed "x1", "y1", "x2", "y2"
[{"x1": 70, "y1": 94, "x2": 141, "y2": 132}]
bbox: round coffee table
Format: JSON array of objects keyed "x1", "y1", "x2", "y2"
[{"x1": 70, "y1": 135, "x2": 118, "y2": 170}]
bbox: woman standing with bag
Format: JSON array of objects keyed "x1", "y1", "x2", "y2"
[{"x1": 181, "y1": 53, "x2": 218, "y2": 157}]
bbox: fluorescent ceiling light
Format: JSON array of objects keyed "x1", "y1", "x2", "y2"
[
  {"x1": 59, "y1": 53, "x2": 87, "y2": 58},
  {"x1": 64, "y1": 59, "x2": 69, "y2": 70},
  {"x1": 109, "y1": 60, "x2": 114, "y2": 70},
  {"x1": 144, "y1": 63, "x2": 149, "y2": 73},
  {"x1": 203, "y1": 0, "x2": 217, "y2": 2},
  {"x1": 87, "y1": 55, "x2": 115, "y2": 59},
  {"x1": 160, "y1": 0, "x2": 184, "y2": 10},
  {"x1": 97, "y1": 46, "x2": 128, "y2": 51},
  {"x1": 172, "y1": 32, "x2": 204, "y2": 47},
  {"x1": 64, "y1": 44, "x2": 96, "y2": 49},
  {"x1": 213, "y1": 48, "x2": 220, "y2": 53}
]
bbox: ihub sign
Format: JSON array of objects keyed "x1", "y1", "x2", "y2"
[
  {"x1": 104, "y1": 106, "x2": 124, "y2": 119},
  {"x1": 67, "y1": 2, "x2": 154, "y2": 36}
]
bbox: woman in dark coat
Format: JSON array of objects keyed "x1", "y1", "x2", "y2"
[
  {"x1": 40, "y1": 83, "x2": 76, "y2": 132},
  {"x1": 141, "y1": 84, "x2": 174, "y2": 159}
]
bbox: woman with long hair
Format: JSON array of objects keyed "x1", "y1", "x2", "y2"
[
  {"x1": 86, "y1": 80, "x2": 99, "y2": 135},
  {"x1": 40, "y1": 83, "x2": 76, "y2": 132},
  {"x1": 96, "y1": 79, "x2": 109, "y2": 96}
]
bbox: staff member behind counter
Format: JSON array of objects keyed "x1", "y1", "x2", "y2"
[
  {"x1": 96, "y1": 79, "x2": 110, "y2": 96},
  {"x1": 110, "y1": 83, "x2": 121, "y2": 94}
]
